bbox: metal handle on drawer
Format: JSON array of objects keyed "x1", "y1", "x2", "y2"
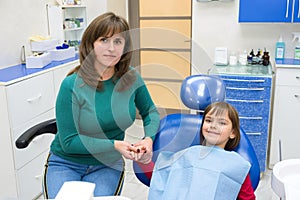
[
  {"x1": 246, "y1": 132, "x2": 262, "y2": 136},
  {"x1": 226, "y1": 87, "x2": 265, "y2": 91},
  {"x1": 286, "y1": 0, "x2": 290, "y2": 18},
  {"x1": 226, "y1": 99, "x2": 264, "y2": 103},
  {"x1": 222, "y1": 78, "x2": 265, "y2": 83},
  {"x1": 35, "y1": 174, "x2": 42, "y2": 180},
  {"x1": 298, "y1": 0, "x2": 300, "y2": 18},
  {"x1": 240, "y1": 116, "x2": 263, "y2": 120},
  {"x1": 26, "y1": 94, "x2": 42, "y2": 103}
]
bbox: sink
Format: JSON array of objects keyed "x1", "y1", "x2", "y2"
[{"x1": 271, "y1": 159, "x2": 300, "y2": 200}]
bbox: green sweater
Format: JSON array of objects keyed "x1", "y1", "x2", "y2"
[{"x1": 50, "y1": 68, "x2": 160, "y2": 165}]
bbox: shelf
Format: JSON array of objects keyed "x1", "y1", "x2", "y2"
[
  {"x1": 47, "y1": 4, "x2": 86, "y2": 49},
  {"x1": 62, "y1": 5, "x2": 86, "y2": 8},
  {"x1": 64, "y1": 27, "x2": 84, "y2": 32}
]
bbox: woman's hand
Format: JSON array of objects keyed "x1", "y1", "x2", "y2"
[{"x1": 114, "y1": 140, "x2": 140, "y2": 160}]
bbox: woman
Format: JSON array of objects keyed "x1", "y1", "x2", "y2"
[{"x1": 43, "y1": 12, "x2": 160, "y2": 198}]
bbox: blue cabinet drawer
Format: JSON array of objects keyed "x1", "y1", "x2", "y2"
[
  {"x1": 225, "y1": 86, "x2": 271, "y2": 100},
  {"x1": 226, "y1": 99, "x2": 270, "y2": 117},
  {"x1": 240, "y1": 117, "x2": 268, "y2": 136},
  {"x1": 220, "y1": 75, "x2": 272, "y2": 87}
]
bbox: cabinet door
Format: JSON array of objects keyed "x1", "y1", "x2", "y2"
[
  {"x1": 134, "y1": 0, "x2": 191, "y2": 111},
  {"x1": 17, "y1": 151, "x2": 50, "y2": 200},
  {"x1": 269, "y1": 86, "x2": 300, "y2": 166},
  {"x1": 239, "y1": 0, "x2": 293, "y2": 22},
  {"x1": 293, "y1": 0, "x2": 300, "y2": 22}
]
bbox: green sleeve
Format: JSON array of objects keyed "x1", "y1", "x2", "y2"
[{"x1": 134, "y1": 73, "x2": 160, "y2": 141}]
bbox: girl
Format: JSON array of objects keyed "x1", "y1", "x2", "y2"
[
  {"x1": 200, "y1": 102, "x2": 255, "y2": 200},
  {"x1": 148, "y1": 102, "x2": 255, "y2": 200}
]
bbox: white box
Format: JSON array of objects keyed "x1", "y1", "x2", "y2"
[
  {"x1": 214, "y1": 47, "x2": 228, "y2": 66},
  {"x1": 49, "y1": 47, "x2": 75, "y2": 61},
  {"x1": 25, "y1": 53, "x2": 52, "y2": 68},
  {"x1": 55, "y1": 181, "x2": 95, "y2": 200},
  {"x1": 30, "y1": 39, "x2": 59, "y2": 52}
]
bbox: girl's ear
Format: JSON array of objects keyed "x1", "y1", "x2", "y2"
[{"x1": 229, "y1": 131, "x2": 236, "y2": 139}]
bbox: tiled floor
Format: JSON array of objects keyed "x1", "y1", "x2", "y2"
[{"x1": 38, "y1": 120, "x2": 280, "y2": 199}]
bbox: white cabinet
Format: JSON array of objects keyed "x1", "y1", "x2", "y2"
[
  {"x1": 47, "y1": 4, "x2": 87, "y2": 50},
  {"x1": 269, "y1": 62, "x2": 300, "y2": 168},
  {"x1": 0, "y1": 59, "x2": 79, "y2": 199},
  {"x1": 6, "y1": 72, "x2": 55, "y2": 129}
]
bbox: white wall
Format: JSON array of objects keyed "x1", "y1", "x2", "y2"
[
  {"x1": 192, "y1": 0, "x2": 300, "y2": 74},
  {"x1": 0, "y1": 0, "x2": 107, "y2": 69},
  {"x1": 1, "y1": 0, "x2": 299, "y2": 70},
  {"x1": 107, "y1": 0, "x2": 127, "y2": 19}
]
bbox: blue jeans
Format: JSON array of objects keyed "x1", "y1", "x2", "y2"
[{"x1": 43, "y1": 153, "x2": 125, "y2": 199}]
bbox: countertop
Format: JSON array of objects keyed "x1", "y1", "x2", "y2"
[
  {"x1": 275, "y1": 58, "x2": 300, "y2": 68},
  {"x1": 208, "y1": 63, "x2": 273, "y2": 77},
  {"x1": 0, "y1": 54, "x2": 79, "y2": 85}
]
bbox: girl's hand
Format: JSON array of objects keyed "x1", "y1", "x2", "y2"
[{"x1": 132, "y1": 137, "x2": 153, "y2": 164}]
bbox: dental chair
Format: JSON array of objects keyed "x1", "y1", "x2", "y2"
[
  {"x1": 15, "y1": 74, "x2": 260, "y2": 193},
  {"x1": 133, "y1": 74, "x2": 260, "y2": 191}
]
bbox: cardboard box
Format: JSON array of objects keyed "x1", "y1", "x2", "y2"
[
  {"x1": 30, "y1": 39, "x2": 59, "y2": 52},
  {"x1": 49, "y1": 46, "x2": 75, "y2": 61},
  {"x1": 25, "y1": 53, "x2": 52, "y2": 68}
]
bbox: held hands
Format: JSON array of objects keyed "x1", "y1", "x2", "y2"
[
  {"x1": 131, "y1": 137, "x2": 153, "y2": 164},
  {"x1": 114, "y1": 137, "x2": 153, "y2": 164}
]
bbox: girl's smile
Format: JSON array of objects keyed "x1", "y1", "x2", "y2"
[{"x1": 202, "y1": 112, "x2": 236, "y2": 149}]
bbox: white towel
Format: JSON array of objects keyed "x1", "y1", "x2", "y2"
[{"x1": 55, "y1": 181, "x2": 95, "y2": 200}]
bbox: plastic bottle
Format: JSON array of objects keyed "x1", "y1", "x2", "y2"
[
  {"x1": 292, "y1": 32, "x2": 300, "y2": 60},
  {"x1": 229, "y1": 51, "x2": 237, "y2": 65},
  {"x1": 275, "y1": 36, "x2": 285, "y2": 60},
  {"x1": 239, "y1": 50, "x2": 248, "y2": 65}
]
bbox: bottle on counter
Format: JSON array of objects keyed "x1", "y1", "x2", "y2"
[
  {"x1": 275, "y1": 36, "x2": 285, "y2": 60},
  {"x1": 292, "y1": 32, "x2": 300, "y2": 60},
  {"x1": 262, "y1": 48, "x2": 270, "y2": 66},
  {"x1": 239, "y1": 50, "x2": 248, "y2": 65},
  {"x1": 229, "y1": 51, "x2": 238, "y2": 65}
]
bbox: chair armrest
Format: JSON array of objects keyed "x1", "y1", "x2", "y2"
[{"x1": 15, "y1": 118, "x2": 57, "y2": 149}]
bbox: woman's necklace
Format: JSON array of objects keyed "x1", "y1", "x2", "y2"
[{"x1": 98, "y1": 67, "x2": 115, "y2": 81}]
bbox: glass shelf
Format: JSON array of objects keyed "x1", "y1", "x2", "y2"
[
  {"x1": 208, "y1": 64, "x2": 273, "y2": 77},
  {"x1": 64, "y1": 27, "x2": 84, "y2": 32}
]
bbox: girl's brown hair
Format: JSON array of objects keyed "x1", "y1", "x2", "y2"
[
  {"x1": 68, "y1": 12, "x2": 135, "y2": 91},
  {"x1": 200, "y1": 102, "x2": 241, "y2": 150}
]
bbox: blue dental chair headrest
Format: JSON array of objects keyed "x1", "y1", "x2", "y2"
[{"x1": 180, "y1": 74, "x2": 226, "y2": 111}]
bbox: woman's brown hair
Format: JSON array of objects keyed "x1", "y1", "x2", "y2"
[
  {"x1": 200, "y1": 102, "x2": 241, "y2": 150},
  {"x1": 68, "y1": 12, "x2": 135, "y2": 91}
]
